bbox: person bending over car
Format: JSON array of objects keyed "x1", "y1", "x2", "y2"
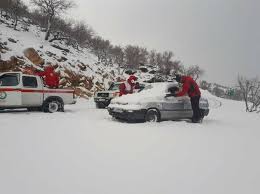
[
  {"x1": 167, "y1": 74, "x2": 202, "y2": 123},
  {"x1": 119, "y1": 75, "x2": 138, "y2": 96}
]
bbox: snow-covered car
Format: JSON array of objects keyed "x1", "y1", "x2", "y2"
[
  {"x1": 108, "y1": 82, "x2": 209, "y2": 122},
  {"x1": 0, "y1": 72, "x2": 76, "y2": 113},
  {"x1": 94, "y1": 82, "x2": 146, "y2": 108}
]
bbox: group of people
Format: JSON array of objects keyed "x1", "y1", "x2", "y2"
[
  {"x1": 29, "y1": 63, "x2": 202, "y2": 123},
  {"x1": 119, "y1": 74, "x2": 202, "y2": 123}
]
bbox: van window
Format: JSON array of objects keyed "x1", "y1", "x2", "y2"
[
  {"x1": 0, "y1": 74, "x2": 19, "y2": 86},
  {"x1": 23, "y1": 76, "x2": 38, "y2": 88}
]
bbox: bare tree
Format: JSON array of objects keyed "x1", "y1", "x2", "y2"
[
  {"x1": 124, "y1": 45, "x2": 148, "y2": 69},
  {"x1": 158, "y1": 51, "x2": 174, "y2": 75},
  {"x1": 238, "y1": 76, "x2": 260, "y2": 112},
  {"x1": 91, "y1": 37, "x2": 112, "y2": 65},
  {"x1": 109, "y1": 45, "x2": 125, "y2": 74},
  {"x1": 31, "y1": 0, "x2": 74, "y2": 40},
  {"x1": 148, "y1": 50, "x2": 157, "y2": 67},
  {"x1": 200, "y1": 80, "x2": 211, "y2": 91},
  {"x1": 186, "y1": 65, "x2": 204, "y2": 81},
  {"x1": 9, "y1": 0, "x2": 27, "y2": 29},
  {"x1": 72, "y1": 22, "x2": 95, "y2": 48},
  {"x1": 29, "y1": 9, "x2": 48, "y2": 27},
  {"x1": 0, "y1": 0, "x2": 10, "y2": 17}
]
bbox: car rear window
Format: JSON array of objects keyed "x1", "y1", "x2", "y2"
[{"x1": 0, "y1": 74, "x2": 19, "y2": 86}]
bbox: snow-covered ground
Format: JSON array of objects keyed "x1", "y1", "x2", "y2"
[{"x1": 0, "y1": 94, "x2": 260, "y2": 194}]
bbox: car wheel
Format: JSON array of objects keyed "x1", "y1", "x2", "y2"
[
  {"x1": 200, "y1": 109, "x2": 205, "y2": 119},
  {"x1": 43, "y1": 100, "x2": 63, "y2": 113},
  {"x1": 145, "y1": 109, "x2": 160, "y2": 122}
]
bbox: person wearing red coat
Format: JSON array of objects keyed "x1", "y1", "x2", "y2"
[
  {"x1": 35, "y1": 66, "x2": 60, "y2": 88},
  {"x1": 119, "y1": 75, "x2": 138, "y2": 96},
  {"x1": 173, "y1": 74, "x2": 202, "y2": 123}
]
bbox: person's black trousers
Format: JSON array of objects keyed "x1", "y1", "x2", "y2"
[{"x1": 190, "y1": 95, "x2": 201, "y2": 122}]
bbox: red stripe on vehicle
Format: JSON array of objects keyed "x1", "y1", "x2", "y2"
[
  {"x1": 0, "y1": 88, "x2": 74, "y2": 94},
  {"x1": 0, "y1": 88, "x2": 20, "y2": 92}
]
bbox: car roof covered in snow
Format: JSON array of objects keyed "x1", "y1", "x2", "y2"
[{"x1": 111, "y1": 82, "x2": 179, "y2": 104}]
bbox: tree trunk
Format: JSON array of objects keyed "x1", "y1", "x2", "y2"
[
  {"x1": 45, "y1": 17, "x2": 53, "y2": 40},
  {"x1": 14, "y1": 15, "x2": 18, "y2": 30}
]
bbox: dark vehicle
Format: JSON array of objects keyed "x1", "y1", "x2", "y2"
[{"x1": 94, "y1": 82, "x2": 145, "y2": 108}]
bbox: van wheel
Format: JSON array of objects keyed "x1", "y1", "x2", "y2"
[
  {"x1": 43, "y1": 100, "x2": 63, "y2": 113},
  {"x1": 145, "y1": 109, "x2": 160, "y2": 122}
]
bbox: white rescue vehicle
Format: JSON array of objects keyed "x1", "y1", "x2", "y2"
[{"x1": 0, "y1": 72, "x2": 76, "y2": 113}]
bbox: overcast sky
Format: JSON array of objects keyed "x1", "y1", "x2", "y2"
[{"x1": 25, "y1": 0, "x2": 260, "y2": 86}]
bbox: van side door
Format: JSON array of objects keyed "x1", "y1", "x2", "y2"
[
  {"x1": 21, "y1": 75, "x2": 43, "y2": 106},
  {"x1": 0, "y1": 73, "x2": 22, "y2": 107}
]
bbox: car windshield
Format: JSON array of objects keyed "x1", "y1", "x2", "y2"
[
  {"x1": 108, "y1": 82, "x2": 146, "y2": 92},
  {"x1": 140, "y1": 83, "x2": 178, "y2": 94},
  {"x1": 108, "y1": 83, "x2": 121, "y2": 91}
]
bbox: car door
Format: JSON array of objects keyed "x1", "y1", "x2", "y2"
[
  {"x1": 21, "y1": 76, "x2": 43, "y2": 106},
  {"x1": 162, "y1": 96, "x2": 185, "y2": 119},
  {"x1": 179, "y1": 96, "x2": 193, "y2": 118},
  {"x1": 0, "y1": 73, "x2": 22, "y2": 107}
]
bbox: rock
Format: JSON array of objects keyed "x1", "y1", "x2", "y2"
[
  {"x1": 74, "y1": 88, "x2": 92, "y2": 99},
  {"x1": 45, "y1": 51, "x2": 56, "y2": 57},
  {"x1": 0, "y1": 56, "x2": 21, "y2": 72},
  {"x1": 125, "y1": 69, "x2": 137, "y2": 75},
  {"x1": 103, "y1": 73, "x2": 109, "y2": 79},
  {"x1": 149, "y1": 70, "x2": 156, "y2": 74},
  {"x1": 57, "y1": 56, "x2": 68, "y2": 62},
  {"x1": 51, "y1": 44, "x2": 70, "y2": 53},
  {"x1": 139, "y1": 66, "x2": 148, "y2": 73},
  {"x1": 8, "y1": 38, "x2": 17, "y2": 43},
  {"x1": 21, "y1": 26, "x2": 29, "y2": 32},
  {"x1": 110, "y1": 70, "x2": 115, "y2": 77},
  {"x1": 77, "y1": 63, "x2": 87, "y2": 71},
  {"x1": 23, "y1": 48, "x2": 44, "y2": 65}
]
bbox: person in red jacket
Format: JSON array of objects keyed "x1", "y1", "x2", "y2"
[
  {"x1": 119, "y1": 75, "x2": 138, "y2": 96},
  {"x1": 168, "y1": 74, "x2": 202, "y2": 123},
  {"x1": 35, "y1": 65, "x2": 60, "y2": 88}
]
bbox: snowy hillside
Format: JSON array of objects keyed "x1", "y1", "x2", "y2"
[
  {"x1": 0, "y1": 18, "x2": 120, "y2": 96},
  {"x1": 0, "y1": 90, "x2": 259, "y2": 194},
  {"x1": 0, "y1": 17, "x2": 160, "y2": 97}
]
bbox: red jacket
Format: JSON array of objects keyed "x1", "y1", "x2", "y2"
[
  {"x1": 176, "y1": 76, "x2": 201, "y2": 97},
  {"x1": 119, "y1": 75, "x2": 137, "y2": 96},
  {"x1": 119, "y1": 81, "x2": 134, "y2": 96},
  {"x1": 36, "y1": 66, "x2": 60, "y2": 88}
]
